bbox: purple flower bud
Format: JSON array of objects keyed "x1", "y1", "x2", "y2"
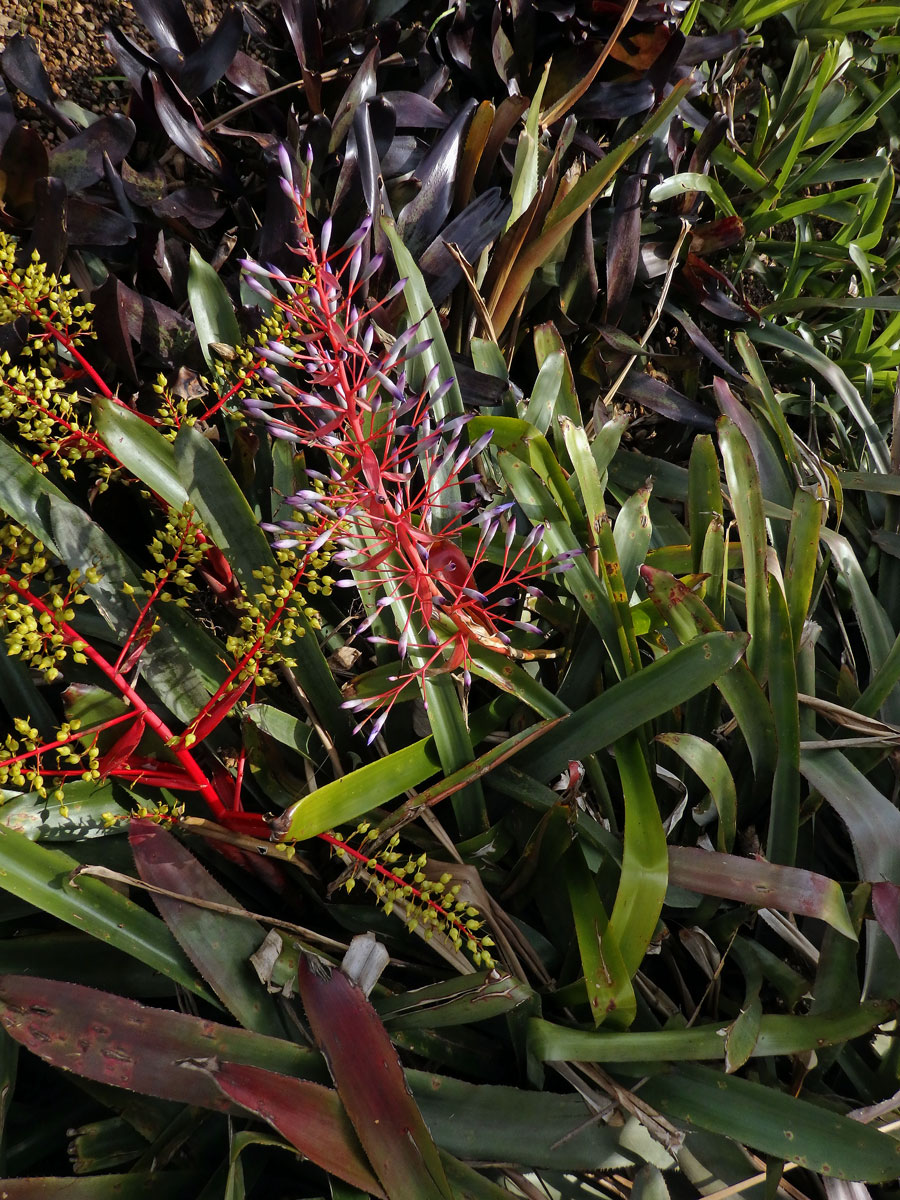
[
  {"x1": 320, "y1": 217, "x2": 332, "y2": 258},
  {"x1": 383, "y1": 277, "x2": 407, "y2": 303},
  {"x1": 278, "y1": 143, "x2": 293, "y2": 181},
  {"x1": 398, "y1": 630, "x2": 409, "y2": 659},
  {"x1": 344, "y1": 215, "x2": 373, "y2": 250},
  {"x1": 463, "y1": 668, "x2": 472, "y2": 688},
  {"x1": 513, "y1": 621, "x2": 544, "y2": 636},
  {"x1": 521, "y1": 524, "x2": 546, "y2": 551},
  {"x1": 271, "y1": 538, "x2": 299, "y2": 550},
  {"x1": 367, "y1": 711, "x2": 389, "y2": 744},
  {"x1": 361, "y1": 254, "x2": 383, "y2": 282},
  {"x1": 461, "y1": 587, "x2": 489, "y2": 604},
  {"x1": 270, "y1": 425, "x2": 302, "y2": 441}
]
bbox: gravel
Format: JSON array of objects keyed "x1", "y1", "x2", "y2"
[{"x1": 0, "y1": 0, "x2": 228, "y2": 120}]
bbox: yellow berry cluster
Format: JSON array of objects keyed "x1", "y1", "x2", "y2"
[
  {"x1": 330, "y1": 826, "x2": 496, "y2": 968},
  {"x1": 0, "y1": 716, "x2": 99, "y2": 800},
  {"x1": 225, "y1": 548, "x2": 332, "y2": 686},
  {"x1": 0, "y1": 233, "x2": 106, "y2": 480},
  {"x1": 150, "y1": 310, "x2": 302, "y2": 435},
  {"x1": 134, "y1": 502, "x2": 207, "y2": 610},
  {"x1": 0, "y1": 523, "x2": 93, "y2": 684}
]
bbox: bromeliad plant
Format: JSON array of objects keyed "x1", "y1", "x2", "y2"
[{"x1": 242, "y1": 148, "x2": 570, "y2": 739}]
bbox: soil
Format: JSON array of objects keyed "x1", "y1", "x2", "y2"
[{"x1": 0, "y1": 0, "x2": 228, "y2": 119}]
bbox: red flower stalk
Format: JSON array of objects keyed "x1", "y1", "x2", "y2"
[{"x1": 240, "y1": 148, "x2": 573, "y2": 735}]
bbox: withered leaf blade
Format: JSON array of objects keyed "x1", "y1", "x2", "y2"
[
  {"x1": 210, "y1": 1062, "x2": 386, "y2": 1197},
  {"x1": 297, "y1": 954, "x2": 453, "y2": 1200},
  {"x1": 0, "y1": 975, "x2": 321, "y2": 1112},
  {"x1": 49, "y1": 115, "x2": 136, "y2": 192}
]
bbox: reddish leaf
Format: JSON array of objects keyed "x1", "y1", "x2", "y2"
[
  {"x1": 210, "y1": 1062, "x2": 386, "y2": 1197},
  {"x1": 668, "y1": 846, "x2": 855, "y2": 937},
  {"x1": 129, "y1": 819, "x2": 287, "y2": 1037},
  {"x1": 872, "y1": 882, "x2": 900, "y2": 959},
  {"x1": 298, "y1": 954, "x2": 453, "y2": 1200},
  {"x1": 0, "y1": 976, "x2": 320, "y2": 1111}
]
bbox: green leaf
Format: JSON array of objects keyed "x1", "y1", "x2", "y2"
[
  {"x1": 243, "y1": 703, "x2": 312, "y2": 759},
  {"x1": 48, "y1": 495, "x2": 222, "y2": 722},
  {"x1": 187, "y1": 246, "x2": 241, "y2": 369},
  {"x1": 528, "y1": 999, "x2": 892, "y2": 1064},
  {"x1": 767, "y1": 575, "x2": 801, "y2": 866},
  {"x1": 608, "y1": 737, "x2": 668, "y2": 979},
  {"x1": 639, "y1": 1064, "x2": 900, "y2": 1182},
  {"x1": 719, "y1": 417, "x2": 769, "y2": 681},
  {"x1": 649, "y1": 172, "x2": 737, "y2": 216},
  {"x1": 655, "y1": 733, "x2": 737, "y2": 852},
  {"x1": 173, "y1": 422, "x2": 346, "y2": 741},
  {"x1": 518, "y1": 631, "x2": 748, "y2": 782},
  {"x1": 92, "y1": 397, "x2": 189, "y2": 511},
  {"x1": 566, "y1": 844, "x2": 636, "y2": 1028},
  {"x1": 0, "y1": 826, "x2": 214, "y2": 1000}
]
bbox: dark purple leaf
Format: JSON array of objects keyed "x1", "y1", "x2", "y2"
[
  {"x1": 332, "y1": 98, "x2": 394, "y2": 266},
  {"x1": 179, "y1": 6, "x2": 244, "y2": 96},
  {"x1": 665, "y1": 302, "x2": 744, "y2": 380},
  {"x1": 279, "y1": 0, "x2": 323, "y2": 70},
  {"x1": 103, "y1": 152, "x2": 139, "y2": 224},
  {"x1": 0, "y1": 78, "x2": 16, "y2": 154},
  {"x1": 419, "y1": 188, "x2": 511, "y2": 305},
  {"x1": 48, "y1": 115, "x2": 136, "y2": 192},
  {"x1": 66, "y1": 198, "x2": 135, "y2": 247},
  {"x1": 90, "y1": 276, "x2": 139, "y2": 382},
  {"x1": 26, "y1": 177, "x2": 68, "y2": 275},
  {"x1": 297, "y1": 955, "x2": 452, "y2": 1200},
  {"x1": 381, "y1": 134, "x2": 423, "y2": 179},
  {"x1": 0, "y1": 124, "x2": 48, "y2": 222},
  {"x1": 329, "y1": 45, "x2": 380, "y2": 153},
  {"x1": 397, "y1": 99, "x2": 476, "y2": 257},
  {"x1": 148, "y1": 72, "x2": 224, "y2": 176},
  {"x1": 225, "y1": 50, "x2": 271, "y2": 97},
  {"x1": 380, "y1": 91, "x2": 449, "y2": 129},
  {"x1": 872, "y1": 882, "x2": 900, "y2": 960},
  {"x1": 419, "y1": 66, "x2": 450, "y2": 102},
  {"x1": 606, "y1": 167, "x2": 646, "y2": 326},
  {"x1": 688, "y1": 112, "x2": 730, "y2": 177},
  {"x1": 104, "y1": 25, "x2": 160, "y2": 90},
  {"x1": 257, "y1": 162, "x2": 304, "y2": 273},
  {"x1": 0, "y1": 34, "x2": 77, "y2": 134},
  {"x1": 121, "y1": 161, "x2": 168, "y2": 208},
  {"x1": 452, "y1": 356, "x2": 511, "y2": 407},
  {"x1": 210, "y1": 1064, "x2": 386, "y2": 1197},
  {"x1": 576, "y1": 79, "x2": 654, "y2": 120},
  {"x1": 93, "y1": 273, "x2": 197, "y2": 366},
  {"x1": 152, "y1": 186, "x2": 225, "y2": 228},
  {"x1": 133, "y1": 0, "x2": 200, "y2": 55},
  {"x1": 679, "y1": 30, "x2": 746, "y2": 67},
  {"x1": 560, "y1": 207, "x2": 599, "y2": 322},
  {"x1": 619, "y1": 369, "x2": 715, "y2": 430},
  {"x1": 646, "y1": 30, "x2": 686, "y2": 97}
]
